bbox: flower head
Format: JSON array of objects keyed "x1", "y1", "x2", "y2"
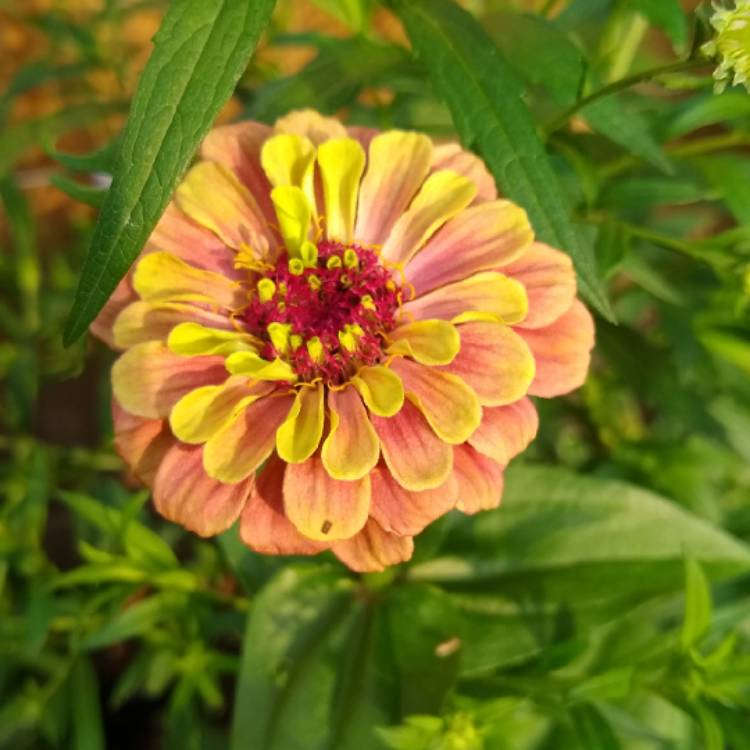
[
  {"x1": 95, "y1": 110, "x2": 594, "y2": 572},
  {"x1": 702, "y1": 1, "x2": 750, "y2": 93}
]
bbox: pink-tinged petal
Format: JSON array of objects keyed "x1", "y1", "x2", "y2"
[
  {"x1": 453, "y1": 444, "x2": 505, "y2": 514},
  {"x1": 90, "y1": 275, "x2": 137, "y2": 349},
  {"x1": 369, "y1": 464, "x2": 457, "y2": 536},
  {"x1": 321, "y1": 386, "x2": 380, "y2": 481},
  {"x1": 332, "y1": 519, "x2": 414, "y2": 573},
  {"x1": 354, "y1": 130, "x2": 433, "y2": 246},
  {"x1": 439, "y1": 322, "x2": 535, "y2": 407},
  {"x1": 199, "y1": 121, "x2": 278, "y2": 228},
  {"x1": 405, "y1": 200, "x2": 532, "y2": 297},
  {"x1": 112, "y1": 401, "x2": 175, "y2": 487},
  {"x1": 240, "y1": 455, "x2": 329, "y2": 556},
  {"x1": 517, "y1": 299, "x2": 595, "y2": 398},
  {"x1": 111, "y1": 342, "x2": 227, "y2": 419},
  {"x1": 469, "y1": 397, "x2": 539, "y2": 465},
  {"x1": 203, "y1": 393, "x2": 295, "y2": 483},
  {"x1": 389, "y1": 358, "x2": 481, "y2": 444},
  {"x1": 371, "y1": 400, "x2": 452, "y2": 491},
  {"x1": 402, "y1": 271, "x2": 528, "y2": 325},
  {"x1": 133, "y1": 251, "x2": 247, "y2": 309},
  {"x1": 273, "y1": 109, "x2": 347, "y2": 145},
  {"x1": 432, "y1": 142, "x2": 497, "y2": 203},
  {"x1": 152, "y1": 442, "x2": 252, "y2": 536},
  {"x1": 283, "y1": 455, "x2": 371, "y2": 542},
  {"x1": 113, "y1": 300, "x2": 237, "y2": 348},
  {"x1": 381, "y1": 170, "x2": 477, "y2": 267},
  {"x1": 346, "y1": 125, "x2": 378, "y2": 151},
  {"x1": 175, "y1": 162, "x2": 273, "y2": 251},
  {"x1": 503, "y1": 243, "x2": 576, "y2": 330},
  {"x1": 147, "y1": 203, "x2": 243, "y2": 279}
]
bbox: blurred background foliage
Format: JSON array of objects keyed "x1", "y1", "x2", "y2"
[{"x1": 2, "y1": 0, "x2": 750, "y2": 747}]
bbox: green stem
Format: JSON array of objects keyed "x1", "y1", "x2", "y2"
[{"x1": 544, "y1": 59, "x2": 707, "y2": 136}]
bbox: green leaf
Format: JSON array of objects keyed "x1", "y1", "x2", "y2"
[
  {"x1": 310, "y1": 0, "x2": 373, "y2": 31},
  {"x1": 681, "y1": 559, "x2": 712, "y2": 650},
  {"x1": 50, "y1": 174, "x2": 107, "y2": 208},
  {"x1": 695, "y1": 155, "x2": 750, "y2": 227},
  {"x1": 80, "y1": 595, "x2": 173, "y2": 650},
  {"x1": 571, "y1": 705, "x2": 621, "y2": 750},
  {"x1": 0, "y1": 101, "x2": 124, "y2": 177},
  {"x1": 69, "y1": 658, "x2": 105, "y2": 750},
  {"x1": 231, "y1": 566, "x2": 397, "y2": 750},
  {"x1": 487, "y1": 12, "x2": 671, "y2": 174},
  {"x1": 63, "y1": 0, "x2": 276, "y2": 345},
  {"x1": 390, "y1": 0, "x2": 614, "y2": 322}
]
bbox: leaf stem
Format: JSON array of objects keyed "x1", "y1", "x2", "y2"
[{"x1": 544, "y1": 59, "x2": 707, "y2": 137}]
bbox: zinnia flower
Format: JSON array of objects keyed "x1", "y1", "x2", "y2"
[
  {"x1": 93, "y1": 109, "x2": 594, "y2": 572},
  {"x1": 702, "y1": 1, "x2": 750, "y2": 93}
]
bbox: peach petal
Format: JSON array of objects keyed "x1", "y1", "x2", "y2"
[
  {"x1": 469, "y1": 397, "x2": 539, "y2": 465},
  {"x1": 112, "y1": 401, "x2": 175, "y2": 487},
  {"x1": 203, "y1": 392, "x2": 295, "y2": 483},
  {"x1": 111, "y1": 342, "x2": 227, "y2": 419},
  {"x1": 176, "y1": 162, "x2": 272, "y2": 251},
  {"x1": 402, "y1": 271, "x2": 527, "y2": 326},
  {"x1": 432, "y1": 142, "x2": 497, "y2": 203},
  {"x1": 346, "y1": 125, "x2": 378, "y2": 151},
  {"x1": 389, "y1": 358, "x2": 481, "y2": 444},
  {"x1": 503, "y1": 243, "x2": 576, "y2": 330},
  {"x1": 199, "y1": 121, "x2": 278, "y2": 228},
  {"x1": 332, "y1": 519, "x2": 414, "y2": 573},
  {"x1": 91, "y1": 275, "x2": 137, "y2": 349},
  {"x1": 240, "y1": 455, "x2": 329, "y2": 556},
  {"x1": 517, "y1": 299, "x2": 595, "y2": 398},
  {"x1": 283, "y1": 455, "x2": 371, "y2": 542},
  {"x1": 381, "y1": 170, "x2": 477, "y2": 267},
  {"x1": 273, "y1": 109, "x2": 347, "y2": 145},
  {"x1": 152, "y1": 442, "x2": 252, "y2": 536},
  {"x1": 321, "y1": 386, "x2": 380, "y2": 481},
  {"x1": 405, "y1": 200, "x2": 533, "y2": 297},
  {"x1": 113, "y1": 300, "x2": 237, "y2": 348},
  {"x1": 369, "y1": 465, "x2": 457, "y2": 536},
  {"x1": 453, "y1": 444, "x2": 505, "y2": 514},
  {"x1": 439, "y1": 322, "x2": 535, "y2": 407},
  {"x1": 147, "y1": 202, "x2": 243, "y2": 279},
  {"x1": 355, "y1": 130, "x2": 433, "y2": 246},
  {"x1": 371, "y1": 400, "x2": 452, "y2": 491}
]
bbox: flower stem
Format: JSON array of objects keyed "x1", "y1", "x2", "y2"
[{"x1": 544, "y1": 59, "x2": 707, "y2": 137}]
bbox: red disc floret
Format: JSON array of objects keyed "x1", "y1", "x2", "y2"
[{"x1": 244, "y1": 240, "x2": 402, "y2": 384}]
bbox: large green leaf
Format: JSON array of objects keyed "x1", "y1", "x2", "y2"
[
  {"x1": 63, "y1": 0, "x2": 276, "y2": 345},
  {"x1": 391, "y1": 0, "x2": 613, "y2": 321}
]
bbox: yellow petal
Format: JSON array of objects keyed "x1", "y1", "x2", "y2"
[
  {"x1": 276, "y1": 383, "x2": 325, "y2": 463},
  {"x1": 355, "y1": 130, "x2": 433, "y2": 246},
  {"x1": 381, "y1": 170, "x2": 477, "y2": 267},
  {"x1": 203, "y1": 393, "x2": 295, "y2": 483},
  {"x1": 260, "y1": 133, "x2": 316, "y2": 210},
  {"x1": 169, "y1": 378, "x2": 272, "y2": 444},
  {"x1": 225, "y1": 351, "x2": 298, "y2": 382},
  {"x1": 317, "y1": 137, "x2": 366, "y2": 242},
  {"x1": 175, "y1": 161, "x2": 269, "y2": 249},
  {"x1": 387, "y1": 319, "x2": 460, "y2": 365},
  {"x1": 133, "y1": 251, "x2": 244, "y2": 308},
  {"x1": 321, "y1": 386, "x2": 379, "y2": 480},
  {"x1": 351, "y1": 365, "x2": 404, "y2": 417},
  {"x1": 271, "y1": 185, "x2": 312, "y2": 257},
  {"x1": 167, "y1": 322, "x2": 258, "y2": 357},
  {"x1": 403, "y1": 271, "x2": 528, "y2": 325},
  {"x1": 391, "y1": 358, "x2": 481, "y2": 444}
]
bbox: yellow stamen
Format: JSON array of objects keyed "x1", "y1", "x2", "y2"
[
  {"x1": 289, "y1": 258, "x2": 305, "y2": 276},
  {"x1": 326, "y1": 255, "x2": 342, "y2": 270},
  {"x1": 257, "y1": 278, "x2": 276, "y2": 303},
  {"x1": 360, "y1": 294, "x2": 375, "y2": 311},
  {"x1": 307, "y1": 336, "x2": 324, "y2": 363},
  {"x1": 268, "y1": 322, "x2": 292, "y2": 354},
  {"x1": 338, "y1": 324, "x2": 360, "y2": 353},
  {"x1": 300, "y1": 240, "x2": 319, "y2": 268},
  {"x1": 290, "y1": 334, "x2": 303, "y2": 350},
  {"x1": 308, "y1": 274, "x2": 322, "y2": 291},
  {"x1": 343, "y1": 248, "x2": 359, "y2": 269}
]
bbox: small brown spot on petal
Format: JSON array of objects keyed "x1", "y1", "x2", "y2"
[{"x1": 321, "y1": 520, "x2": 332, "y2": 534}]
